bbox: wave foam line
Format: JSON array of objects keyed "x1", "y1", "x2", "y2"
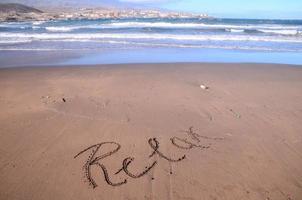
[
  {"x1": 1, "y1": 43, "x2": 300, "y2": 52},
  {"x1": 104, "y1": 22, "x2": 302, "y2": 30},
  {"x1": 257, "y1": 29, "x2": 300, "y2": 35},
  {"x1": 45, "y1": 26, "x2": 79, "y2": 32},
  {"x1": 41, "y1": 22, "x2": 302, "y2": 35},
  {"x1": 1, "y1": 32, "x2": 302, "y2": 43}
]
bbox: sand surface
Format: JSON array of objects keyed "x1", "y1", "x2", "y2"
[{"x1": 0, "y1": 63, "x2": 302, "y2": 200}]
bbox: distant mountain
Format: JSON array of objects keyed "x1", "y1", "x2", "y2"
[
  {"x1": 0, "y1": 3, "x2": 43, "y2": 13},
  {"x1": 0, "y1": 0, "x2": 151, "y2": 11},
  {"x1": 0, "y1": 0, "x2": 134, "y2": 9}
]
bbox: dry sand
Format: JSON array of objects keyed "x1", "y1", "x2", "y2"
[{"x1": 0, "y1": 63, "x2": 302, "y2": 200}]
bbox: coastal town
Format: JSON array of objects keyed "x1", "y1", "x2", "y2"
[{"x1": 0, "y1": 3, "x2": 210, "y2": 22}]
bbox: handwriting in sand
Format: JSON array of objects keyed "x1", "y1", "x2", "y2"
[{"x1": 74, "y1": 127, "x2": 224, "y2": 188}]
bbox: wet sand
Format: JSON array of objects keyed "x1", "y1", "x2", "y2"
[{"x1": 0, "y1": 63, "x2": 302, "y2": 200}]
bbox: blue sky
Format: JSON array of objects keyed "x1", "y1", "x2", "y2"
[{"x1": 119, "y1": 0, "x2": 302, "y2": 19}]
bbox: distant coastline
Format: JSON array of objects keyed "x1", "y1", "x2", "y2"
[{"x1": 0, "y1": 3, "x2": 210, "y2": 22}]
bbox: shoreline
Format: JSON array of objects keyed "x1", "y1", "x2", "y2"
[
  {"x1": 1, "y1": 48, "x2": 302, "y2": 68},
  {"x1": 1, "y1": 62, "x2": 302, "y2": 71}
]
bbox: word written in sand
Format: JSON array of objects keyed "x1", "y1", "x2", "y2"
[{"x1": 74, "y1": 127, "x2": 224, "y2": 188}]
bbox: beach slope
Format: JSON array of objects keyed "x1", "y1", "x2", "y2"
[{"x1": 0, "y1": 63, "x2": 302, "y2": 200}]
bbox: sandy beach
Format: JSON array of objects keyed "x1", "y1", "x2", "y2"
[{"x1": 0, "y1": 63, "x2": 302, "y2": 200}]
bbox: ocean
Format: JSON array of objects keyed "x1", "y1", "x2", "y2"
[{"x1": 0, "y1": 18, "x2": 302, "y2": 66}]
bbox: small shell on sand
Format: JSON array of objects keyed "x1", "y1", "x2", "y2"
[{"x1": 200, "y1": 84, "x2": 209, "y2": 90}]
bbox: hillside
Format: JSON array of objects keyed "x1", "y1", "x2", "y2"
[
  {"x1": 0, "y1": 3, "x2": 43, "y2": 13},
  {"x1": 0, "y1": 0, "x2": 128, "y2": 9}
]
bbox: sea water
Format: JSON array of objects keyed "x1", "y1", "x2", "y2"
[{"x1": 0, "y1": 18, "x2": 302, "y2": 66}]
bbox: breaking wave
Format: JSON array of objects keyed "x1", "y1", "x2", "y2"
[
  {"x1": 1, "y1": 18, "x2": 302, "y2": 52},
  {"x1": 41, "y1": 22, "x2": 302, "y2": 36}
]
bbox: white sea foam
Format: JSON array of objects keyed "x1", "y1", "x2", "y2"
[
  {"x1": 103, "y1": 22, "x2": 301, "y2": 30},
  {"x1": 45, "y1": 26, "x2": 79, "y2": 32},
  {"x1": 226, "y1": 29, "x2": 245, "y2": 33},
  {"x1": 105, "y1": 22, "x2": 208, "y2": 28},
  {"x1": 0, "y1": 32, "x2": 301, "y2": 43},
  {"x1": 45, "y1": 25, "x2": 102, "y2": 32},
  {"x1": 257, "y1": 29, "x2": 300, "y2": 35},
  {"x1": 32, "y1": 21, "x2": 45, "y2": 25}
]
